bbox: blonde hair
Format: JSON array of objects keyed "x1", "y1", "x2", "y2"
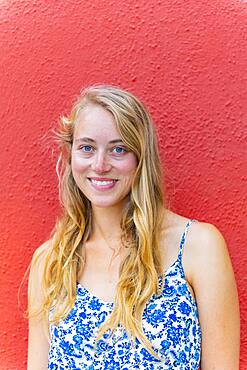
[{"x1": 29, "y1": 84, "x2": 166, "y2": 356}]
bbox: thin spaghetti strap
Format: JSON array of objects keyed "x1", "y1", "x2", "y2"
[{"x1": 177, "y1": 219, "x2": 197, "y2": 261}]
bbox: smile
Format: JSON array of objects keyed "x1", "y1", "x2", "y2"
[
  {"x1": 91, "y1": 179, "x2": 115, "y2": 185},
  {"x1": 88, "y1": 178, "x2": 118, "y2": 191}
]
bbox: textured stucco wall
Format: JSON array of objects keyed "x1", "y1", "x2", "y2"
[{"x1": 0, "y1": 0, "x2": 246, "y2": 368}]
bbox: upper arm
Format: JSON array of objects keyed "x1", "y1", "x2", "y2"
[
  {"x1": 188, "y1": 222, "x2": 240, "y2": 370},
  {"x1": 27, "y1": 241, "x2": 51, "y2": 370}
]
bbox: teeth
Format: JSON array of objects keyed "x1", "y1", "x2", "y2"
[{"x1": 91, "y1": 179, "x2": 115, "y2": 186}]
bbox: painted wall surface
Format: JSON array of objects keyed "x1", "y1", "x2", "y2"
[{"x1": 0, "y1": 0, "x2": 246, "y2": 368}]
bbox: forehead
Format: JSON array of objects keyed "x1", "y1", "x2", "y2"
[{"x1": 73, "y1": 104, "x2": 121, "y2": 141}]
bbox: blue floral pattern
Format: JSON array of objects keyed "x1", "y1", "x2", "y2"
[{"x1": 48, "y1": 220, "x2": 201, "y2": 369}]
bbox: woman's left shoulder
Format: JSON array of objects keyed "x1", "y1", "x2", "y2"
[
  {"x1": 162, "y1": 210, "x2": 229, "y2": 261},
  {"x1": 188, "y1": 219, "x2": 230, "y2": 265},
  {"x1": 185, "y1": 219, "x2": 236, "y2": 290},
  {"x1": 161, "y1": 210, "x2": 234, "y2": 281}
]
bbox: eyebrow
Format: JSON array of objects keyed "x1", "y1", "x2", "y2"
[{"x1": 74, "y1": 137, "x2": 124, "y2": 145}]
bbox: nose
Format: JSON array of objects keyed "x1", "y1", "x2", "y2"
[{"x1": 91, "y1": 151, "x2": 112, "y2": 173}]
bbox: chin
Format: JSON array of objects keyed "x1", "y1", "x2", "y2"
[
  {"x1": 92, "y1": 203, "x2": 114, "y2": 209},
  {"x1": 91, "y1": 201, "x2": 119, "y2": 209},
  {"x1": 89, "y1": 196, "x2": 129, "y2": 209}
]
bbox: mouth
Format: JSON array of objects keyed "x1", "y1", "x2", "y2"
[{"x1": 87, "y1": 177, "x2": 118, "y2": 190}]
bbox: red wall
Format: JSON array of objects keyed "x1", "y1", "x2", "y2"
[{"x1": 0, "y1": 0, "x2": 246, "y2": 368}]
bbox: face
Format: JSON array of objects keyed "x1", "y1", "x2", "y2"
[{"x1": 71, "y1": 104, "x2": 138, "y2": 209}]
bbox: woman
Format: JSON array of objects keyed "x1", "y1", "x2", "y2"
[{"x1": 27, "y1": 85, "x2": 240, "y2": 369}]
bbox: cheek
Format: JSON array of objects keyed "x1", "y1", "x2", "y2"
[
  {"x1": 71, "y1": 156, "x2": 90, "y2": 189},
  {"x1": 71, "y1": 155, "x2": 88, "y2": 174},
  {"x1": 118, "y1": 155, "x2": 137, "y2": 175}
]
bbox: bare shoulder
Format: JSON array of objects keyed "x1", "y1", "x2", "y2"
[
  {"x1": 29, "y1": 239, "x2": 52, "y2": 282},
  {"x1": 29, "y1": 240, "x2": 52, "y2": 311},
  {"x1": 185, "y1": 219, "x2": 233, "y2": 278},
  {"x1": 161, "y1": 209, "x2": 233, "y2": 281},
  {"x1": 182, "y1": 218, "x2": 237, "y2": 302},
  {"x1": 189, "y1": 219, "x2": 228, "y2": 251}
]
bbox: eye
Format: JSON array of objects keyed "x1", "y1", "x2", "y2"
[
  {"x1": 80, "y1": 145, "x2": 93, "y2": 153},
  {"x1": 112, "y1": 146, "x2": 126, "y2": 154}
]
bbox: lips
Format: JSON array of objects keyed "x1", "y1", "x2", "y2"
[
  {"x1": 87, "y1": 177, "x2": 118, "y2": 190},
  {"x1": 89, "y1": 177, "x2": 117, "y2": 181},
  {"x1": 91, "y1": 179, "x2": 115, "y2": 186}
]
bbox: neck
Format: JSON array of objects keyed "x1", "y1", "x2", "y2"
[{"x1": 90, "y1": 203, "x2": 126, "y2": 243}]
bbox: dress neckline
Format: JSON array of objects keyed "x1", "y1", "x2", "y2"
[
  {"x1": 76, "y1": 257, "x2": 179, "y2": 306},
  {"x1": 76, "y1": 219, "x2": 196, "y2": 306}
]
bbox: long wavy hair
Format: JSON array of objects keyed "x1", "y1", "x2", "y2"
[{"x1": 28, "y1": 84, "x2": 166, "y2": 356}]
